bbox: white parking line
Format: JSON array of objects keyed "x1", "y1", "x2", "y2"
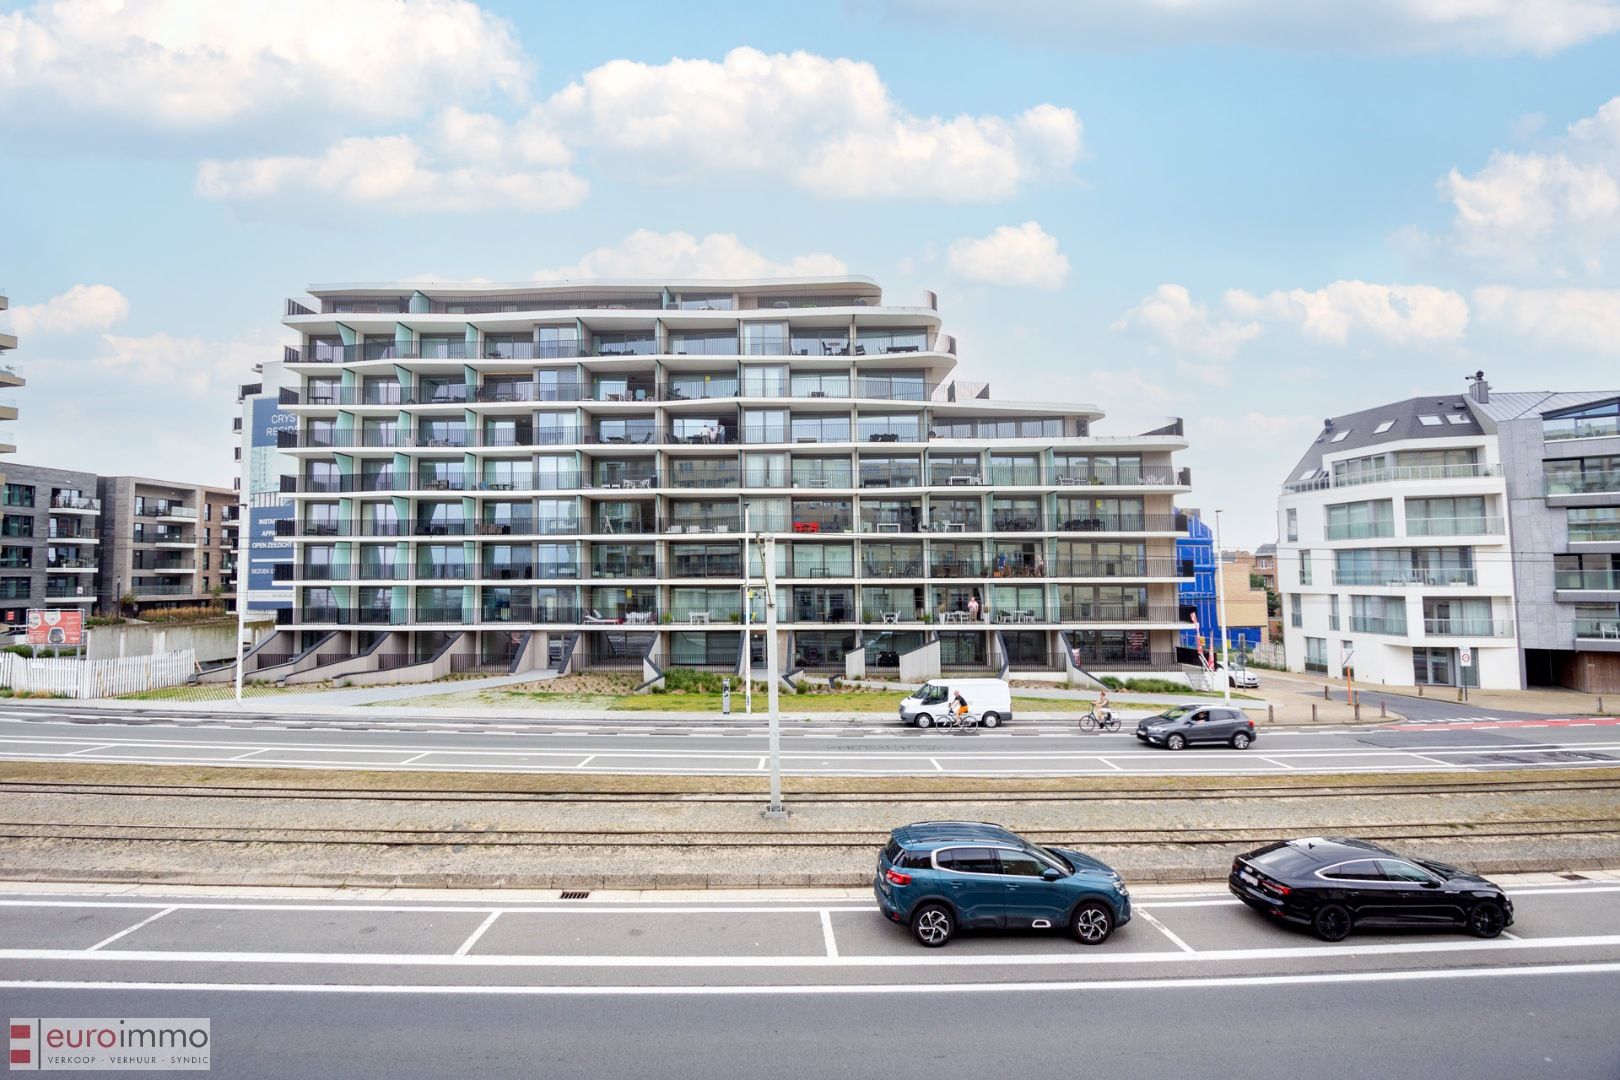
[
  {"x1": 454, "y1": 912, "x2": 502, "y2": 957},
  {"x1": 1136, "y1": 910, "x2": 1196, "y2": 953},
  {"x1": 86, "y1": 907, "x2": 176, "y2": 952},
  {"x1": 5, "y1": 933, "x2": 1618, "y2": 969},
  {"x1": 820, "y1": 911, "x2": 839, "y2": 958}
]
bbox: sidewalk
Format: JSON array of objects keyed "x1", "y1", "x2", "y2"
[{"x1": 1260, "y1": 667, "x2": 1616, "y2": 717}]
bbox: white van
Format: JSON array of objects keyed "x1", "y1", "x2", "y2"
[{"x1": 898, "y1": 678, "x2": 1013, "y2": 728}]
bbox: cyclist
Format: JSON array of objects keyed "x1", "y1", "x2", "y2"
[
  {"x1": 1095, "y1": 688, "x2": 1112, "y2": 727},
  {"x1": 951, "y1": 690, "x2": 971, "y2": 726}
]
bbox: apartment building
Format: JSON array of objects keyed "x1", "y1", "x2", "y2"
[
  {"x1": 1466, "y1": 382, "x2": 1620, "y2": 692},
  {"x1": 1278, "y1": 394, "x2": 1515, "y2": 689},
  {"x1": 0, "y1": 463, "x2": 102, "y2": 628},
  {"x1": 255, "y1": 277, "x2": 1194, "y2": 681},
  {"x1": 0, "y1": 293, "x2": 23, "y2": 477},
  {"x1": 98, "y1": 477, "x2": 236, "y2": 613},
  {"x1": 1277, "y1": 376, "x2": 1620, "y2": 693}
]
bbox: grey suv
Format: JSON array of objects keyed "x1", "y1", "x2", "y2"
[{"x1": 1135, "y1": 704, "x2": 1257, "y2": 750}]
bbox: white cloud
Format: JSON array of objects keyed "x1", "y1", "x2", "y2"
[
  {"x1": 1225, "y1": 281, "x2": 1469, "y2": 344},
  {"x1": 196, "y1": 129, "x2": 588, "y2": 214},
  {"x1": 532, "y1": 230, "x2": 848, "y2": 281},
  {"x1": 91, "y1": 332, "x2": 278, "y2": 396},
  {"x1": 1436, "y1": 95, "x2": 1620, "y2": 275},
  {"x1": 0, "y1": 0, "x2": 525, "y2": 133},
  {"x1": 2, "y1": 284, "x2": 128, "y2": 336},
  {"x1": 946, "y1": 222, "x2": 1071, "y2": 289},
  {"x1": 1111, "y1": 284, "x2": 1261, "y2": 359},
  {"x1": 879, "y1": 0, "x2": 1620, "y2": 54},
  {"x1": 1473, "y1": 285, "x2": 1620, "y2": 354},
  {"x1": 536, "y1": 47, "x2": 1080, "y2": 201}
]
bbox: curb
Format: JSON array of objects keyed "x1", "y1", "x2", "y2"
[{"x1": 4, "y1": 857, "x2": 1616, "y2": 892}]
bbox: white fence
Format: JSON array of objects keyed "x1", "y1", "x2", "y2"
[{"x1": 0, "y1": 649, "x2": 198, "y2": 698}]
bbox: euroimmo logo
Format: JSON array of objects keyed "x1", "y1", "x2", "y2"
[{"x1": 10, "y1": 1018, "x2": 210, "y2": 1071}]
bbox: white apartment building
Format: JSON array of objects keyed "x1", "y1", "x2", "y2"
[
  {"x1": 1277, "y1": 394, "x2": 1519, "y2": 690},
  {"x1": 235, "y1": 277, "x2": 1195, "y2": 684}
]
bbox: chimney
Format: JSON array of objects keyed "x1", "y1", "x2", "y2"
[{"x1": 1468, "y1": 370, "x2": 1490, "y2": 404}]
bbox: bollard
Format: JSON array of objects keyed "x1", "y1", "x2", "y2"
[
  {"x1": 1267, "y1": 704, "x2": 1274, "y2": 723},
  {"x1": 1418, "y1": 685, "x2": 1424, "y2": 697},
  {"x1": 1354, "y1": 702, "x2": 1361, "y2": 721},
  {"x1": 1311, "y1": 703, "x2": 1318, "y2": 722},
  {"x1": 1323, "y1": 685, "x2": 1330, "y2": 700},
  {"x1": 1380, "y1": 701, "x2": 1387, "y2": 719},
  {"x1": 1599, "y1": 696, "x2": 1605, "y2": 714}
]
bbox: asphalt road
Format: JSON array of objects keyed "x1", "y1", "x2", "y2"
[
  {"x1": 2, "y1": 880, "x2": 1618, "y2": 1078},
  {"x1": 0, "y1": 708, "x2": 1617, "y2": 776}
]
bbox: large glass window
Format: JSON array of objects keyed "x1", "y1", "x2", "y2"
[
  {"x1": 854, "y1": 328, "x2": 929, "y2": 354},
  {"x1": 789, "y1": 370, "x2": 850, "y2": 397},
  {"x1": 1544, "y1": 399, "x2": 1620, "y2": 442},
  {"x1": 789, "y1": 414, "x2": 849, "y2": 444},
  {"x1": 857, "y1": 413, "x2": 922, "y2": 442},
  {"x1": 1324, "y1": 499, "x2": 1395, "y2": 540},
  {"x1": 669, "y1": 330, "x2": 739, "y2": 356},
  {"x1": 1405, "y1": 496, "x2": 1496, "y2": 536},
  {"x1": 791, "y1": 542, "x2": 853, "y2": 578},
  {"x1": 1350, "y1": 595, "x2": 1407, "y2": 634}
]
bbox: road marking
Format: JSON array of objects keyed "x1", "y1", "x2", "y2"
[
  {"x1": 820, "y1": 910, "x2": 838, "y2": 958},
  {"x1": 1500, "y1": 931, "x2": 1521, "y2": 940},
  {"x1": 1136, "y1": 910, "x2": 1196, "y2": 953},
  {"x1": 1136, "y1": 899, "x2": 1243, "y2": 908},
  {"x1": 3, "y1": 962, "x2": 1618, "y2": 996},
  {"x1": 86, "y1": 906, "x2": 175, "y2": 952},
  {"x1": 454, "y1": 911, "x2": 502, "y2": 957},
  {"x1": 0, "y1": 900, "x2": 884, "y2": 915},
  {"x1": 63, "y1": 744, "x2": 116, "y2": 757},
  {"x1": 1259, "y1": 757, "x2": 1294, "y2": 770},
  {"x1": 929, "y1": 758, "x2": 943, "y2": 772},
  {"x1": 5, "y1": 933, "x2": 1618, "y2": 969},
  {"x1": 399, "y1": 753, "x2": 430, "y2": 765},
  {"x1": 576, "y1": 755, "x2": 596, "y2": 767}
]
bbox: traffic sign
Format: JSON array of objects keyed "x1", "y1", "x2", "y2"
[{"x1": 1460, "y1": 646, "x2": 1473, "y2": 668}]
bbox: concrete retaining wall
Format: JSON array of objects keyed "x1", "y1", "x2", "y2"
[{"x1": 88, "y1": 619, "x2": 272, "y2": 664}]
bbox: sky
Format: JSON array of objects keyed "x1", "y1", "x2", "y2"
[{"x1": 3, "y1": 0, "x2": 1620, "y2": 547}]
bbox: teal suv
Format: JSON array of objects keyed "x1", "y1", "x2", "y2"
[{"x1": 874, "y1": 821, "x2": 1132, "y2": 947}]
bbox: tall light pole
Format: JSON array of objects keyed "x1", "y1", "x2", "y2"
[
  {"x1": 753, "y1": 528, "x2": 786, "y2": 818},
  {"x1": 741, "y1": 501, "x2": 753, "y2": 716},
  {"x1": 1214, "y1": 509, "x2": 1232, "y2": 704},
  {"x1": 233, "y1": 494, "x2": 248, "y2": 705}
]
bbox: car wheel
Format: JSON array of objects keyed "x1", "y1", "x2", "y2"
[
  {"x1": 915, "y1": 713, "x2": 933, "y2": 729},
  {"x1": 980, "y1": 711, "x2": 1001, "y2": 729},
  {"x1": 1071, "y1": 901, "x2": 1114, "y2": 945},
  {"x1": 1312, "y1": 903, "x2": 1352, "y2": 942},
  {"x1": 1466, "y1": 900, "x2": 1506, "y2": 939},
  {"x1": 1166, "y1": 733, "x2": 1187, "y2": 751},
  {"x1": 1232, "y1": 732, "x2": 1252, "y2": 750},
  {"x1": 911, "y1": 903, "x2": 954, "y2": 947}
]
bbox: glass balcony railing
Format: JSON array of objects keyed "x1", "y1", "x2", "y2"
[
  {"x1": 1424, "y1": 618, "x2": 1514, "y2": 638},
  {"x1": 1544, "y1": 470, "x2": 1620, "y2": 496},
  {"x1": 1405, "y1": 516, "x2": 1506, "y2": 537},
  {"x1": 1555, "y1": 569, "x2": 1620, "y2": 590},
  {"x1": 1333, "y1": 568, "x2": 1478, "y2": 587},
  {"x1": 1349, "y1": 615, "x2": 1408, "y2": 635},
  {"x1": 1284, "y1": 463, "x2": 1503, "y2": 493},
  {"x1": 1324, "y1": 521, "x2": 1397, "y2": 540},
  {"x1": 1575, "y1": 618, "x2": 1620, "y2": 640},
  {"x1": 1570, "y1": 522, "x2": 1620, "y2": 543}
]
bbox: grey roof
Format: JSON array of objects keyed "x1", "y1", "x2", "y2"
[
  {"x1": 1470, "y1": 390, "x2": 1620, "y2": 422},
  {"x1": 1285, "y1": 395, "x2": 1481, "y2": 485}
]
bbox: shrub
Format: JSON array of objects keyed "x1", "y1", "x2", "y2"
[{"x1": 1099, "y1": 676, "x2": 1188, "y2": 694}]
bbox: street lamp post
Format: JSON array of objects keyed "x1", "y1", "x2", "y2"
[
  {"x1": 742, "y1": 501, "x2": 753, "y2": 716},
  {"x1": 753, "y1": 528, "x2": 786, "y2": 818},
  {"x1": 1214, "y1": 509, "x2": 1232, "y2": 704},
  {"x1": 233, "y1": 497, "x2": 248, "y2": 705}
]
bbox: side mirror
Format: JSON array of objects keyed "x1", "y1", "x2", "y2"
[
  {"x1": 1041, "y1": 868, "x2": 1063, "y2": 881},
  {"x1": 1421, "y1": 880, "x2": 1442, "y2": 889}
]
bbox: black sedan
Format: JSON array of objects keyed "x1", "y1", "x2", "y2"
[{"x1": 1229, "y1": 836, "x2": 1513, "y2": 942}]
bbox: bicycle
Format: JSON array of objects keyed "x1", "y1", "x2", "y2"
[
  {"x1": 1079, "y1": 710, "x2": 1120, "y2": 733},
  {"x1": 940, "y1": 707, "x2": 979, "y2": 733}
]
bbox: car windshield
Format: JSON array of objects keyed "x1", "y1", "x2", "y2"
[
  {"x1": 1157, "y1": 705, "x2": 1200, "y2": 722},
  {"x1": 1029, "y1": 844, "x2": 1072, "y2": 874}
]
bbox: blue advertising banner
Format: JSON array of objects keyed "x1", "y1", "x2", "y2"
[{"x1": 246, "y1": 396, "x2": 296, "y2": 612}]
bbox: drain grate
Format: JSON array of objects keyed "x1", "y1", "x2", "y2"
[{"x1": 559, "y1": 890, "x2": 591, "y2": 900}]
